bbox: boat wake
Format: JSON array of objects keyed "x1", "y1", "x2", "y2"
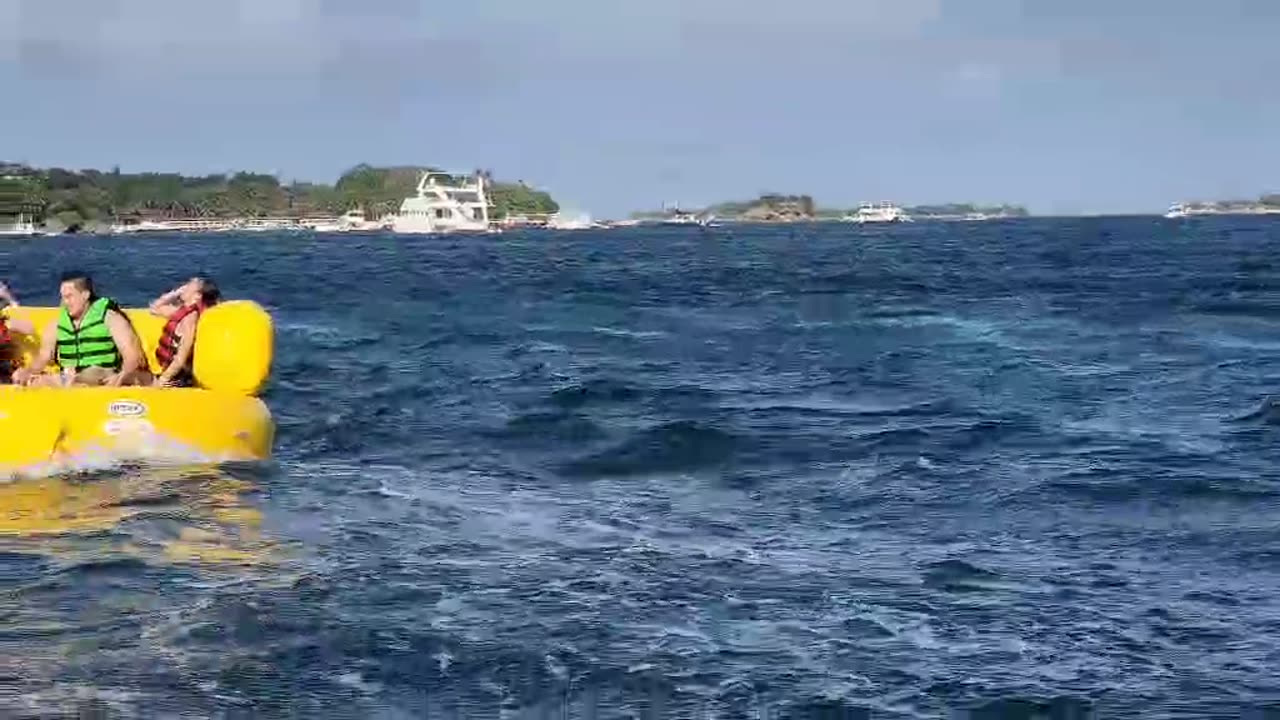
[
  {"x1": 4, "y1": 434, "x2": 257, "y2": 482},
  {"x1": 1226, "y1": 396, "x2": 1280, "y2": 424}
]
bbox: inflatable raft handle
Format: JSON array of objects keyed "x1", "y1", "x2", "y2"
[{"x1": 192, "y1": 300, "x2": 274, "y2": 396}]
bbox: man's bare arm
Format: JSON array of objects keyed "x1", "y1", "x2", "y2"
[
  {"x1": 5, "y1": 316, "x2": 35, "y2": 335},
  {"x1": 13, "y1": 318, "x2": 58, "y2": 383},
  {"x1": 105, "y1": 310, "x2": 143, "y2": 377}
]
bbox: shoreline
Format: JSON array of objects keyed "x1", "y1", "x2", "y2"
[{"x1": 6, "y1": 210, "x2": 1280, "y2": 238}]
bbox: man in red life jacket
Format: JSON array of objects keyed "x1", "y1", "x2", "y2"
[
  {"x1": 148, "y1": 275, "x2": 221, "y2": 387},
  {"x1": 0, "y1": 281, "x2": 36, "y2": 384}
]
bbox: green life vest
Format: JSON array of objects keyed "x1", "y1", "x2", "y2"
[{"x1": 56, "y1": 297, "x2": 123, "y2": 371}]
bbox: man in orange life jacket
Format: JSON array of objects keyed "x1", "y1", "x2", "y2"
[
  {"x1": 0, "y1": 281, "x2": 36, "y2": 384},
  {"x1": 148, "y1": 275, "x2": 220, "y2": 387}
]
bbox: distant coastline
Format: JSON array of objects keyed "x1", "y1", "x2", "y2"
[
  {"x1": 1165, "y1": 194, "x2": 1280, "y2": 218},
  {"x1": 4, "y1": 159, "x2": 1278, "y2": 235},
  {"x1": 0, "y1": 162, "x2": 560, "y2": 234},
  {"x1": 632, "y1": 195, "x2": 1030, "y2": 223}
]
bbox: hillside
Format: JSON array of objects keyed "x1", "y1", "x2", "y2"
[
  {"x1": 1177, "y1": 194, "x2": 1280, "y2": 212},
  {"x1": 0, "y1": 162, "x2": 559, "y2": 231},
  {"x1": 631, "y1": 194, "x2": 817, "y2": 222},
  {"x1": 712, "y1": 194, "x2": 816, "y2": 221},
  {"x1": 631, "y1": 196, "x2": 1028, "y2": 222},
  {"x1": 904, "y1": 203, "x2": 1029, "y2": 218}
]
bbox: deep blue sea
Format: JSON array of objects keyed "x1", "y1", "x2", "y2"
[{"x1": 2, "y1": 218, "x2": 1280, "y2": 718}]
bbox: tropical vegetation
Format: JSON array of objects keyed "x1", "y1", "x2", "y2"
[{"x1": 0, "y1": 162, "x2": 559, "y2": 231}]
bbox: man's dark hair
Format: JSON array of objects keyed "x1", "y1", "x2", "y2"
[
  {"x1": 194, "y1": 275, "x2": 221, "y2": 306},
  {"x1": 59, "y1": 271, "x2": 95, "y2": 296}
]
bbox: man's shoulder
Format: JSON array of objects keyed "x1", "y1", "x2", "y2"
[{"x1": 103, "y1": 305, "x2": 135, "y2": 330}]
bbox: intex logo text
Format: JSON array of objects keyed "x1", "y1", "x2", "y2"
[{"x1": 108, "y1": 400, "x2": 147, "y2": 417}]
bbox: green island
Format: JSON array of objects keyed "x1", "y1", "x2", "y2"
[
  {"x1": 1173, "y1": 194, "x2": 1280, "y2": 214},
  {"x1": 900, "y1": 203, "x2": 1029, "y2": 219},
  {"x1": 0, "y1": 162, "x2": 559, "y2": 232},
  {"x1": 631, "y1": 194, "x2": 1029, "y2": 222}
]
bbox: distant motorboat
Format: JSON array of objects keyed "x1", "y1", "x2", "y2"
[
  {"x1": 660, "y1": 209, "x2": 700, "y2": 226},
  {"x1": 309, "y1": 209, "x2": 388, "y2": 233},
  {"x1": 546, "y1": 212, "x2": 598, "y2": 230},
  {"x1": 0, "y1": 213, "x2": 37, "y2": 237},
  {"x1": 656, "y1": 203, "x2": 717, "y2": 227},
  {"x1": 843, "y1": 202, "x2": 912, "y2": 224}
]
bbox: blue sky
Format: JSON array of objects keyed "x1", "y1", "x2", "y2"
[{"x1": 3, "y1": 0, "x2": 1278, "y2": 217}]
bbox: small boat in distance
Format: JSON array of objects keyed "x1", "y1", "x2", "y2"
[
  {"x1": 659, "y1": 205, "x2": 700, "y2": 225},
  {"x1": 844, "y1": 202, "x2": 912, "y2": 224},
  {"x1": 309, "y1": 209, "x2": 389, "y2": 233},
  {"x1": 656, "y1": 203, "x2": 718, "y2": 227}
]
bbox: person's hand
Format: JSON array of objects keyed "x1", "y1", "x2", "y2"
[
  {"x1": 105, "y1": 372, "x2": 126, "y2": 387},
  {"x1": 153, "y1": 375, "x2": 174, "y2": 388},
  {"x1": 10, "y1": 367, "x2": 30, "y2": 385}
]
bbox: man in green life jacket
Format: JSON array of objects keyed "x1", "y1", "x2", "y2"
[{"x1": 12, "y1": 271, "x2": 152, "y2": 387}]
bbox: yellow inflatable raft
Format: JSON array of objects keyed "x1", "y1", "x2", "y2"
[{"x1": 0, "y1": 300, "x2": 274, "y2": 475}]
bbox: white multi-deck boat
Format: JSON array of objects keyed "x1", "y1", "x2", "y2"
[
  {"x1": 844, "y1": 202, "x2": 912, "y2": 224},
  {"x1": 391, "y1": 171, "x2": 495, "y2": 234},
  {"x1": 0, "y1": 213, "x2": 38, "y2": 237}
]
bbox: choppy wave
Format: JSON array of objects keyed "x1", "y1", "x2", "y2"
[{"x1": 4, "y1": 218, "x2": 1280, "y2": 716}]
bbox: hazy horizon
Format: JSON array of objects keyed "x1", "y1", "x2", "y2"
[{"x1": 3, "y1": 0, "x2": 1277, "y2": 218}]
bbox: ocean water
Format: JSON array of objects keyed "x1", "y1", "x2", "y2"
[{"x1": 2, "y1": 218, "x2": 1280, "y2": 718}]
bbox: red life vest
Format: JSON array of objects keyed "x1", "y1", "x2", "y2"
[
  {"x1": 154, "y1": 303, "x2": 204, "y2": 379},
  {"x1": 0, "y1": 317, "x2": 13, "y2": 382}
]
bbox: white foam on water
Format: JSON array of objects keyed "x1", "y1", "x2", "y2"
[
  {"x1": 3, "y1": 430, "x2": 250, "y2": 482},
  {"x1": 591, "y1": 326, "x2": 668, "y2": 340}
]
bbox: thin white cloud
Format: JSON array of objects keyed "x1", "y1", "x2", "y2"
[
  {"x1": 235, "y1": 0, "x2": 310, "y2": 26},
  {"x1": 0, "y1": 2, "x2": 20, "y2": 63},
  {"x1": 15, "y1": 0, "x2": 339, "y2": 73},
  {"x1": 941, "y1": 63, "x2": 1004, "y2": 101},
  {"x1": 8, "y1": 0, "x2": 1273, "y2": 119},
  {"x1": 566, "y1": 0, "x2": 943, "y2": 30},
  {"x1": 10, "y1": 0, "x2": 944, "y2": 73},
  {"x1": 8, "y1": 0, "x2": 518, "y2": 104},
  {"x1": 2, "y1": 0, "x2": 957, "y2": 110}
]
